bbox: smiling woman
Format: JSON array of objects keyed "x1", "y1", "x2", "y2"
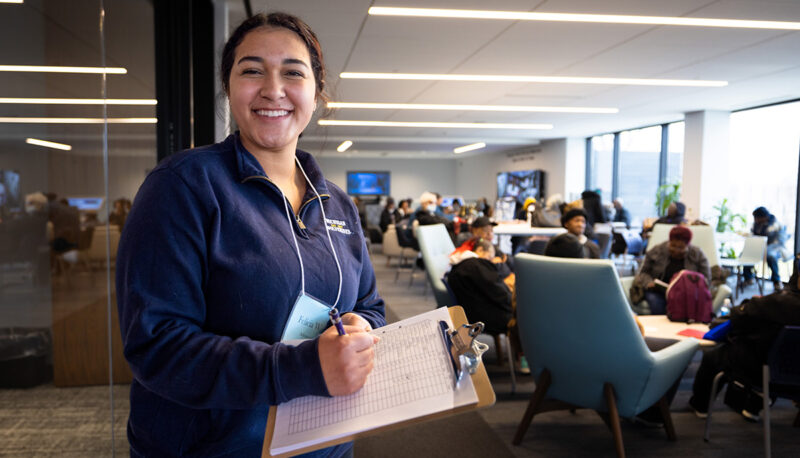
[{"x1": 116, "y1": 12, "x2": 385, "y2": 458}]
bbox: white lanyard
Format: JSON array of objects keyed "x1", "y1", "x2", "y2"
[{"x1": 277, "y1": 157, "x2": 343, "y2": 308}]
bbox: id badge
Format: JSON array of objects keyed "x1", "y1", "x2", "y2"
[{"x1": 281, "y1": 293, "x2": 333, "y2": 341}]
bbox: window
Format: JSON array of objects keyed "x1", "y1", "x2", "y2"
[
  {"x1": 588, "y1": 134, "x2": 614, "y2": 203},
  {"x1": 728, "y1": 100, "x2": 800, "y2": 279},
  {"x1": 618, "y1": 126, "x2": 662, "y2": 223},
  {"x1": 666, "y1": 121, "x2": 684, "y2": 186}
]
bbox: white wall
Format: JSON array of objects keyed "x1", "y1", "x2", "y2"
[
  {"x1": 683, "y1": 110, "x2": 731, "y2": 221},
  {"x1": 315, "y1": 156, "x2": 457, "y2": 203},
  {"x1": 454, "y1": 138, "x2": 586, "y2": 202}
]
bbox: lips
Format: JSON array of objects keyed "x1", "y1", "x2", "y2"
[{"x1": 254, "y1": 109, "x2": 291, "y2": 117}]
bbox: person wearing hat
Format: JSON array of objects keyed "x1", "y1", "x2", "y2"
[
  {"x1": 631, "y1": 225, "x2": 711, "y2": 314},
  {"x1": 642, "y1": 201, "x2": 688, "y2": 241},
  {"x1": 744, "y1": 206, "x2": 788, "y2": 291},
  {"x1": 561, "y1": 208, "x2": 601, "y2": 259},
  {"x1": 456, "y1": 215, "x2": 496, "y2": 245}
]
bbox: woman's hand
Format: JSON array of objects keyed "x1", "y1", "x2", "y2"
[
  {"x1": 341, "y1": 312, "x2": 372, "y2": 332},
  {"x1": 318, "y1": 325, "x2": 379, "y2": 396}
]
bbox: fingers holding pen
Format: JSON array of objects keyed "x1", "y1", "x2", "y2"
[{"x1": 318, "y1": 325, "x2": 379, "y2": 396}]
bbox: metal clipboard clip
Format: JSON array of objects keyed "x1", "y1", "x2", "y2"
[{"x1": 439, "y1": 320, "x2": 489, "y2": 385}]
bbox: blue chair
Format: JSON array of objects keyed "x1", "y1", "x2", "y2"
[
  {"x1": 415, "y1": 224, "x2": 456, "y2": 308},
  {"x1": 512, "y1": 253, "x2": 699, "y2": 457}
]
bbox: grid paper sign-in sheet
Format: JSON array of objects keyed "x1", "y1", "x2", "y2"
[{"x1": 270, "y1": 307, "x2": 479, "y2": 455}]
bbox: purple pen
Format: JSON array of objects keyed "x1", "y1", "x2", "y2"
[{"x1": 329, "y1": 308, "x2": 347, "y2": 336}]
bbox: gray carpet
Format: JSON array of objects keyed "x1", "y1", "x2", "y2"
[{"x1": 1, "y1": 249, "x2": 799, "y2": 457}]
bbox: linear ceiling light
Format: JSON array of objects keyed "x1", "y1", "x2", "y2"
[
  {"x1": 0, "y1": 1, "x2": 24, "y2": 3},
  {"x1": 328, "y1": 101, "x2": 617, "y2": 114},
  {"x1": 26, "y1": 138, "x2": 71, "y2": 151},
  {"x1": 368, "y1": 6, "x2": 800, "y2": 30},
  {"x1": 340, "y1": 72, "x2": 727, "y2": 87},
  {"x1": 0, "y1": 97, "x2": 156, "y2": 105},
  {"x1": 336, "y1": 140, "x2": 353, "y2": 152},
  {"x1": 0, "y1": 65, "x2": 127, "y2": 74},
  {"x1": 319, "y1": 120, "x2": 552, "y2": 130},
  {"x1": 454, "y1": 142, "x2": 486, "y2": 154},
  {"x1": 0, "y1": 117, "x2": 156, "y2": 124}
]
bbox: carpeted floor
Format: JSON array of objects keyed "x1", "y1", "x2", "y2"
[{"x1": 1, "y1": 248, "x2": 799, "y2": 457}]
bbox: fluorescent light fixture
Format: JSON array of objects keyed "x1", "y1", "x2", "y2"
[
  {"x1": 340, "y1": 72, "x2": 727, "y2": 87},
  {"x1": 328, "y1": 101, "x2": 617, "y2": 114},
  {"x1": 368, "y1": 6, "x2": 800, "y2": 30},
  {"x1": 0, "y1": 1, "x2": 24, "y2": 4},
  {"x1": 0, "y1": 117, "x2": 157, "y2": 124},
  {"x1": 0, "y1": 65, "x2": 127, "y2": 74},
  {"x1": 26, "y1": 138, "x2": 72, "y2": 151},
  {"x1": 0, "y1": 97, "x2": 156, "y2": 105},
  {"x1": 454, "y1": 142, "x2": 486, "y2": 154},
  {"x1": 319, "y1": 120, "x2": 552, "y2": 130},
  {"x1": 336, "y1": 140, "x2": 353, "y2": 152}
]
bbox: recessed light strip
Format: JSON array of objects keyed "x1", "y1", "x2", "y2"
[
  {"x1": 0, "y1": 117, "x2": 156, "y2": 124},
  {"x1": 319, "y1": 120, "x2": 552, "y2": 130},
  {"x1": 0, "y1": 65, "x2": 127, "y2": 74},
  {"x1": 328, "y1": 102, "x2": 617, "y2": 114},
  {"x1": 0, "y1": 97, "x2": 156, "y2": 105},
  {"x1": 336, "y1": 140, "x2": 353, "y2": 152},
  {"x1": 26, "y1": 138, "x2": 72, "y2": 151},
  {"x1": 368, "y1": 7, "x2": 800, "y2": 30},
  {"x1": 454, "y1": 142, "x2": 486, "y2": 154},
  {"x1": 0, "y1": 1, "x2": 24, "y2": 4},
  {"x1": 340, "y1": 72, "x2": 727, "y2": 87}
]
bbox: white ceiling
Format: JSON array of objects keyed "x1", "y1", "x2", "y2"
[
  {"x1": 229, "y1": 0, "x2": 800, "y2": 159},
  {"x1": 1, "y1": 0, "x2": 798, "y2": 161}
]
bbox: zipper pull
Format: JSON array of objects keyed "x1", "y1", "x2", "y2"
[{"x1": 296, "y1": 214, "x2": 306, "y2": 230}]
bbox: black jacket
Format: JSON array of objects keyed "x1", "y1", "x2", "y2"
[{"x1": 447, "y1": 258, "x2": 512, "y2": 335}]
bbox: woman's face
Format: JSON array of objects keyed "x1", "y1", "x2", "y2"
[{"x1": 228, "y1": 27, "x2": 316, "y2": 156}]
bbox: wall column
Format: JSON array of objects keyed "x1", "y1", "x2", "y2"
[{"x1": 682, "y1": 110, "x2": 731, "y2": 221}]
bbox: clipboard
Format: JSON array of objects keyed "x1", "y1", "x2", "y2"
[{"x1": 261, "y1": 306, "x2": 496, "y2": 457}]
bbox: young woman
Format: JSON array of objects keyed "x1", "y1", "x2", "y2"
[{"x1": 116, "y1": 13, "x2": 385, "y2": 457}]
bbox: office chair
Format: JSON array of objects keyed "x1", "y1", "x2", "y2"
[{"x1": 512, "y1": 253, "x2": 699, "y2": 458}]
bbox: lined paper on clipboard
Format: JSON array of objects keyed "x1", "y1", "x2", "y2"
[{"x1": 269, "y1": 307, "x2": 479, "y2": 456}]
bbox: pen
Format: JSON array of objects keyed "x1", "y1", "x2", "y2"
[{"x1": 329, "y1": 307, "x2": 347, "y2": 336}]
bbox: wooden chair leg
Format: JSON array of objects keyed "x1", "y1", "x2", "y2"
[
  {"x1": 603, "y1": 383, "x2": 626, "y2": 458},
  {"x1": 657, "y1": 395, "x2": 677, "y2": 441},
  {"x1": 493, "y1": 334, "x2": 505, "y2": 363},
  {"x1": 513, "y1": 369, "x2": 551, "y2": 445}
]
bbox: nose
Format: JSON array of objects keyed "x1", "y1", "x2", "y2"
[{"x1": 259, "y1": 72, "x2": 285, "y2": 100}]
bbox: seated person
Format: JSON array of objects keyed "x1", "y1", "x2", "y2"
[
  {"x1": 744, "y1": 206, "x2": 789, "y2": 291},
  {"x1": 447, "y1": 237, "x2": 513, "y2": 337},
  {"x1": 544, "y1": 232, "x2": 585, "y2": 259},
  {"x1": 689, "y1": 263, "x2": 800, "y2": 420},
  {"x1": 379, "y1": 197, "x2": 396, "y2": 233},
  {"x1": 642, "y1": 201, "x2": 687, "y2": 240},
  {"x1": 631, "y1": 225, "x2": 710, "y2": 314},
  {"x1": 613, "y1": 198, "x2": 631, "y2": 229},
  {"x1": 413, "y1": 191, "x2": 455, "y2": 241},
  {"x1": 455, "y1": 215, "x2": 496, "y2": 246},
  {"x1": 561, "y1": 208, "x2": 601, "y2": 259}
]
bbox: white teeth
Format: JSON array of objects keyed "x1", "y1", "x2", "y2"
[{"x1": 255, "y1": 109, "x2": 289, "y2": 117}]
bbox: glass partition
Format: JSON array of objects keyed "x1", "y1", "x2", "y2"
[
  {"x1": 588, "y1": 134, "x2": 615, "y2": 203},
  {"x1": 0, "y1": 0, "x2": 155, "y2": 454},
  {"x1": 618, "y1": 125, "x2": 662, "y2": 223}
]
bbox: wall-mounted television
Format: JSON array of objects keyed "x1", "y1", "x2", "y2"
[
  {"x1": 0, "y1": 169, "x2": 22, "y2": 212},
  {"x1": 346, "y1": 171, "x2": 390, "y2": 196},
  {"x1": 496, "y1": 170, "x2": 545, "y2": 202},
  {"x1": 67, "y1": 197, "x2": 105, "y2": 211}
]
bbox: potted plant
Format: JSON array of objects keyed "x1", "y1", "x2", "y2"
[
  {"x1": 655, "y1": 182, "x2": 681, "y2": 217},
  {"x1": 713, "y1": 198, "x2": 747, "y2": 258}
]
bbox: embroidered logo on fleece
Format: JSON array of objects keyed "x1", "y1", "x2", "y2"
[{"x1": 325, "y1": 218, "x2": 352, "y2": 235}]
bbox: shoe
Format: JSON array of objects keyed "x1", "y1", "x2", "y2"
[
  {"x1": 633, "y1": 409, "x2": 664, "y2": 428},
  {"x1": 515, "y1": 356, "x2": 531, "y2": 375},
  {"x1": 743, "y1": 278, "x2": 754, "y2": 287},
  {"x1": 741, "y1": 409, "x2": 760, "y2": 422},
  {"x1": 688, "y1": 397, "x2": 708, "y2": 419},
  {"x1": 773, "y1": 281, "x2": 783, "y2": 291}
]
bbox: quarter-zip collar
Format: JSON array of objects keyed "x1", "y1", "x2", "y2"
[{"x1": 233, "y1": 131, "x2": 331, "y2": 207}]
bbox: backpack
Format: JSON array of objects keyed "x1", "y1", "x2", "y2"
[{"x1": 665, "y1": 269, "x2": 713, "y2": 323}]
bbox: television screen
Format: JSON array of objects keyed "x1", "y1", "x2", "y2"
[
  {"x1": 0, "y1": 170, "x2": 22, "y2": 212},
  {"x1": 440, "y1": 196, "x2": 464, "y2": 208},
  {"x1": 346, "y1": 171, "x2": 390, "y2": 196},
  {"x1": 496, "y1": 170, "x2": 543, "y2": 201},
  {"x1": 67, "y1": 197, "x2": 105, "y2": 211}
]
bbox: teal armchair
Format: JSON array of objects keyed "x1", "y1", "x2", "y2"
[
  {"x1": 512, "y1": 253, "x2": 699, "y2": 457},
  {"x1": 415, "y1": 224, "x2": 456, "y2": 308}
]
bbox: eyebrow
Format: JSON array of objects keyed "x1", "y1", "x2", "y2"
[{"x1": 236, "y1": 56, "x2": 310, "y2": 68}]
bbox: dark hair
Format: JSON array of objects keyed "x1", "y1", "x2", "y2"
[
  {"x1": 669, "y1": 225, "x2": 693, "y2": 244},
  {"x1": 220, "y1": 12, "x2": 328, "y2": 103},
  {"x1": 471, "y1": 237, "x2": 494, "y2": 253},
  {"x1": 752, "y1": 206, "x2": 770, "y2": 218},
  {"x1": 544, "y1": 233, "x2": 585, "y2": 259}
]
